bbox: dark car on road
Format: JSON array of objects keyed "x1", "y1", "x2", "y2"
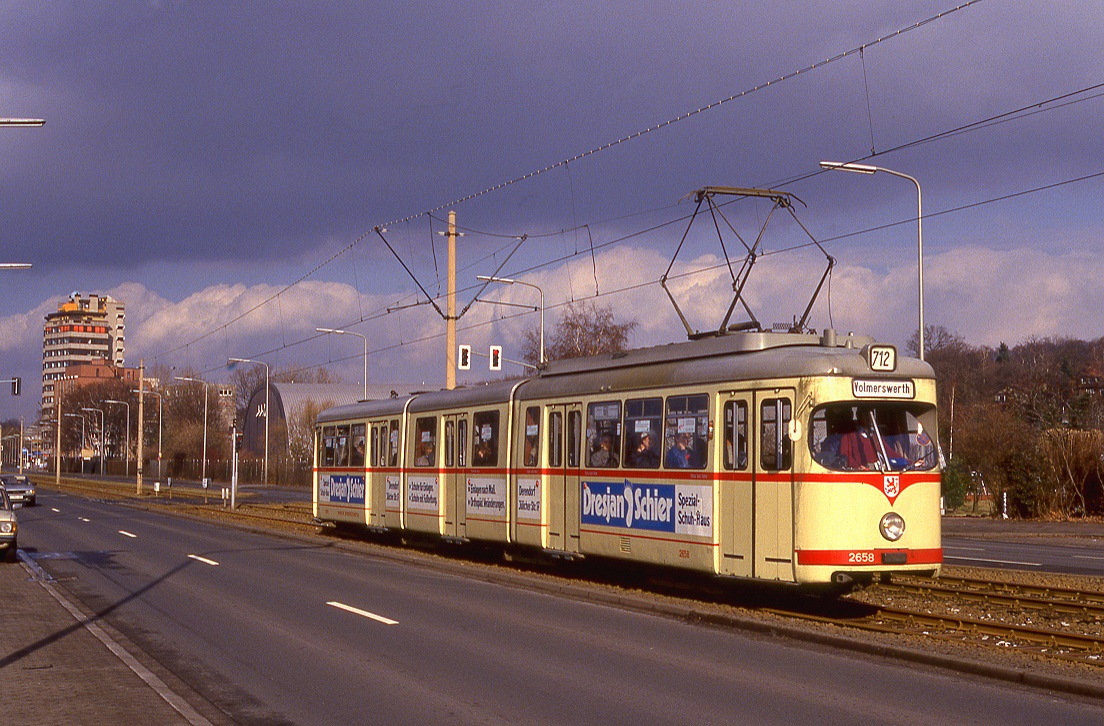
[{"x1": 0, "y1": 475, "x2": 35, "y2": 507}]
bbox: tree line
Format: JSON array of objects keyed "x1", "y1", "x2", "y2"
[{"x1": 914, "y1": 326, "x2": 1104, "y2": 519}]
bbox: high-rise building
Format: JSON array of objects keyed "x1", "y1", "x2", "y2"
[{"x1": 41, "y1": 293, "x2": 126, "y2": 417}]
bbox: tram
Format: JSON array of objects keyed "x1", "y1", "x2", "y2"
[{"x1": 313, "y1": 328, "x2": 943, "y2": 589}]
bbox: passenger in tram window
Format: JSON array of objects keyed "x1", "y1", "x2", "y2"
[
  {"x1": 590, "y1": 434, "x2": 619, "y2": 468},
  {"x1": 665, "y1": 432, "x2": 700, "y2": 468},
  {"x1": 415, "y1": 440, "x2": 435, "y2": 467},
  {"x1": 474, "y1": 438, "x2": 495, "y2": 466},
  {"x1": 628, "y1": 432, "x2": 659, "y2": 468}
]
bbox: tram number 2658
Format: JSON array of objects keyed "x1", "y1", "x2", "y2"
[{"x1": 848, "y1": 551, "x2": 876, "y2": 564}]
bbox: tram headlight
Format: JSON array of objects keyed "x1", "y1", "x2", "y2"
[{"x1": 879, "y1": 512, "x2": 905, "y2": 542}]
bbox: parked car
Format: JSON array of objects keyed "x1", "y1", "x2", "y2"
[
  {"x1": 0, "y1": 486, "x2": 17, "y2": 563},
  {"x1": 0, "y1": 475, "x2": 34, "y2": 507}
]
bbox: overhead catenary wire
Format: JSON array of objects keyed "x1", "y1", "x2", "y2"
[{"x1": 149, "y1": 1, "x2": 984, "y2": 364}]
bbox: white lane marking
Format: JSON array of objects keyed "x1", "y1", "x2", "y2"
[
  {"x1": 188, "y1": 554, "x2": 219, "y2": 566},
  {"x1": 119, "y1": 530, "x2": 137, "y2": 538},
  {"x1": 944, "y1": 555, "x2": 1041, "y2": 567},
  {"x1": 79, "y1": 517, "x2": 90, "y2": 522},
  {"x1": 1073, "y1": 555, "x2": 1104, "y2": 561},
  {"x1": 327, "y1": 601, "x2": 399, "y2": 626},
  {"x1": 943, "y1": 545, "x2": 985, "y2": 552},
  {"x1": 51, "y1": 507, "x2": 61, "y2": 513}
]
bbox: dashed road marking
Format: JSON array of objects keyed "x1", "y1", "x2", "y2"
[
  {"x1": 188, "y1": 554, "x2": 219, "y2": 566},
  {"x1": 119, "y1": 530, "x2": 137, "y2": 538},
  {"x1": 326, "y1": 601, "x2": 398, "y2": 625}
]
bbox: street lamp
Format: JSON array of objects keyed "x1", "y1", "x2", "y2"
[
  {"x1": 63, "y1": 413, "x2": 85, "y2": 461},
  {"x1": 175, "y1": 377, "x2": 210, "y2": 483},
  {"x1": 477, "y1": 275, "x2": 545, "y2": 365},
  {"x1": 135, "y1": 389, "x2": 163, "y2": 480},
  {"x1": 104, "y1": 400, "x2": 131, "y2": 477},
  {"x1": 81, "y1": 407, "x2": 105, "y2": 475},
  {"x1": 316, "y1": 327, "x2": 368, "y2": 400},
  {"x1": 228, "y1": 357, "x2": 269, "y2": 485},
  {"x1": 820, "y1": 160, "x2": 925, "y2": 361}
]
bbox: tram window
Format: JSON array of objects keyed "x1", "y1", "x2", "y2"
[
  {"x1": 350, "y1": 424, "x2": 366, "y2": 467},
  {"x1": 368, "y1": 425, "x2": 378, "y2": 468},
  {"x1": 760, "y1": 399, "x2": 792, "y2": 471},
  {"x1": 322, "y1": 423, "x2": 333, "y2": 463},
  {"x1": 389, "y1": 420, "x2": 400, "y2": 466},
  {"x1": 567, "y1": 410, "x2": 582, "y2": 468},
  {"x1": 810, "y1": 403, "x2": 938, "y2": 472},
  {"x1": 549, "y1": 411, "x2": 564, "y2": 467},
  {"x1": 458, "y1": 419, "x2": 468, "y2": 467},
  {"x1": 723, "y1": 401, "x2": 748, "y2": 470},
  {"x1": 523, "y1": 407, "x2": 540, "y2": 467},
  {"x1": 445, "y1": 420, "x2": 456, "y2": 467},
  {"x1": 624, "y1": 397, "x2": 662, "y2": 469},
  {"x1": 587, "y1": 401, "x2": 621, "y2": 468},
  {"x1": 335, "y1": 425, "x2": 351, "y2": 467},
  {"x1": 378, "y1": 425, "x2": 388, "y2": 467},
  {"x1": 664, "y1": 394, "x2": 708, "y2": 470},
  {"x1": 472, "y1": 410, "x2": 499, "y2": 466},
  {"x1": 413, "y1": 417, "x2": 436, "y2": 467}
]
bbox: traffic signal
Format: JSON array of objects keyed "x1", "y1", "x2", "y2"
[
  {"x1": 234, "y1": 431, "x2": 244, "y2": 451},
  {"x1": 10, "y1": 377, "x2": 19, "y2": 396},
  {"x1": 489, "y1": 345, "x2": 502, "y2": 371},
  {"x1": 458, "y1": 344, "x2": 471, "y2": 371}
]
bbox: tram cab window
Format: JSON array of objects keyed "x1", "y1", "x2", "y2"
[
  {"x1": 472, "y1": 411, "x2": 500, "y2": 466},
  {"x1": 389, "y1": 420, "x2": 400, "y2": 467},
  {"x1": 664, "y1": 394, "x2": 708, "y2": 470},
  {"x1": 350, "y1": 424, "x2": 366, "y2": 468},
  {"x1": 760, "y1": 399, "x2": 792, "y2": 471},
  {"x1": 523, "y1": 407, "x2": 540, "y2": 468},
  {"x1": 723, "y1": 401, "x2": 748, "y2": 470},
  {"x1": 322, "y1": 426, "x2": 336, "y2": 467},
  {"x1": 413, "y1": 417, "x2": 436, "y2": 467},
  {"x1": 624, "y1": 397, "x2": 662, "y2": 469},
  {"x1": 587, "y1": 401, "x2": 621, "y2": 468},
  {"x1": 810, "y1": 403, "x2": 938, "y2": 472}
]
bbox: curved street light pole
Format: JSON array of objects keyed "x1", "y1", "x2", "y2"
[
  {"x1": 477, "y1": 275, "x2": 545, "y2": 365},
  {"x1": 820, "y1": 161, "x2": 924, "y2": 361},
  {"x1": 316, "y1": 328, "x2": 368, "y2": 400},
  {"x1": 228, "y1": 358, "x2": 269, "y2": 485}
]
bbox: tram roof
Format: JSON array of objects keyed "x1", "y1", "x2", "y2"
[{"x1": 317, "y1": 331, "x2": 934, "y2": 423}]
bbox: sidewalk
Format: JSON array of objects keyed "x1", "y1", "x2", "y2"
[{"x1": 0, "y1": 556, "x2": 201, "y2": 725}]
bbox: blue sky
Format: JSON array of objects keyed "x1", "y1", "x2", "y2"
[{"x1": 1, "y1": 1, "x2": 1102, "y2": 420}]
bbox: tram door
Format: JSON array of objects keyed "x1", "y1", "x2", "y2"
[
  {"x1": 719, "y1": 395, "x2": 754, "y2": 577},
  {"x1": 753, "y1": 393, "x2": 796, "y2": 581},
  {"x1": 442, "y1": 414, "x2": 468, "y2": 538},
  {"x1": 368, "y1": 421, "x2": 389, "y2": 528},
  {"x1": 546, "y1": 404, "x2": 582, "y2": 553}
]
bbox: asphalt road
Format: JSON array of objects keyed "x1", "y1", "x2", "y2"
[{"x1": 18, "y1": 492, "x2": 1104, "y2": 725}]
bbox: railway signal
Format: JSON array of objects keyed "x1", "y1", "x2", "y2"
[
  {"x1": 489, "y1": 345, "x2": 502, "y2": 371},
  {"x1": 458, "y1": 344, "x2": 471, "y2": 371}
]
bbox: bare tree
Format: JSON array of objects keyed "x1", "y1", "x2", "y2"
[{"x1": 522, "y1": 300, "x2": 637, "y2": 365}]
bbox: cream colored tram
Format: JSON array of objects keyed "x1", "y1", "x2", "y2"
[{"x1": 313, "y1": 330, "x2": 942, "y2": 588}]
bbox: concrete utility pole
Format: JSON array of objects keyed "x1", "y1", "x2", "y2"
[
  {"x1": 446, "y1": 210, "x2": 457, "y2": 390},
  {"x1": 137, "y1": 360, "x2": 145, "y2": 495}
]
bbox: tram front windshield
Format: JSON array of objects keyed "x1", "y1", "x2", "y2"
[{"x1": 810, "y1": 403, "x2": 938, "y2": 472}]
